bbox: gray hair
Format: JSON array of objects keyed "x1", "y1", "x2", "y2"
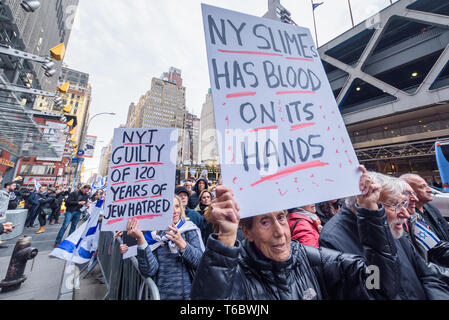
[
  {"x1": 369, "y1": 172, "x2": 405, "y2": 202},
  {"x1": 345, "y1": 171, "x2": 404, "y2": 209}
]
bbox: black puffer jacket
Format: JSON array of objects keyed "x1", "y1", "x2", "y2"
[
  {"x1": 320, "y1": 204, "x2": 449, "y2": 299},
  {"x1": 66, "y1": 190, "x2": 89, "y2": 212},
  {"x1": 191, "y1": 206, "x2": 399, "y2": 300}
]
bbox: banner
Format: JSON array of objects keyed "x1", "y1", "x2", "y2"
[
  {"x1": 202, "y1": 4, "x2": 361, "y2": 218},
  {"x1": 84, "y1": 135, "x2": 97, "y2": 158},
  {"x1": 101, "y1": 128, "x2": 178, "y2": 232}
]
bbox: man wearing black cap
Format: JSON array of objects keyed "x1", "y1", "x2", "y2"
[{"x1": 175, "y1": 186, "x2": 203, "y2": 229}]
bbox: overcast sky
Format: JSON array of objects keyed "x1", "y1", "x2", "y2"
[{"x1": 64, "y1": 0, "x2": 395, "y2": 176}]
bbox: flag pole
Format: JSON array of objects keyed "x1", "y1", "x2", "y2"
[
  {"x1": 311, "y1": 0, "x2": 319, "y2": 47},
  {"x1": 348, "y1": 0, "x2": 355, "y2": 27}
]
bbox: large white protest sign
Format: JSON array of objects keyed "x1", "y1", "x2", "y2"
[
  {"x1": 102, "y1": 128, "x2": 177, "y2": 232},
  {"x1": 202, "y1": 4, "x2": 361, "y2": 218}
]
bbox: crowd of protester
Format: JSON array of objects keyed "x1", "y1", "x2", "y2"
[
  {"x1": 113, "y1": 170, "x2": 449, "y2": 300},
  {"x1": 3, "y1": 169, "x2": 449, "y2": 300}
]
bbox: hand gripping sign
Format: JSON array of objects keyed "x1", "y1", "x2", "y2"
[
  {"x1": 102, "y1": 128, "x2": 177, "y2": 232},
  {"x1": 202, "y1": 4, "x2": 361, "y2": 218}
]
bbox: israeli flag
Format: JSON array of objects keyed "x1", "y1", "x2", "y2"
[
  {"x1": 200, "y1": 169, "x2": 208, "y2": 177},
  {"x1": 313, "y1": 2, "x2": 324, "y2": 10},
  {"x1": 34, "y1": 179, "x2": 41, "y2": 191},
  {"x1": 413, "y1": 219, "x2": 440, "y2": 251},
  {"x1": 189, "y1": 168, "x2": 196, "y2": 176},
  {"x1": 50, "y1": 200, "x2": 103, "y2": 264}
]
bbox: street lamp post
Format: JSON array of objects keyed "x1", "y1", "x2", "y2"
[{"x1": 71, "y1": 112, "x2": 115, "y2": 188}]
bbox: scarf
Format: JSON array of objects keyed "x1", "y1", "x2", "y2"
[
  {"x1": 144, "y1": 218, "x2": 205, "y2": 254},
  {"x1": 291, "y1": 208, "x2": 323, "y2": 232}
]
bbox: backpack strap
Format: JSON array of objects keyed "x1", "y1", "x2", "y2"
[{"x1": 290, "y1": 218, "x2": 305, "y2": 235}]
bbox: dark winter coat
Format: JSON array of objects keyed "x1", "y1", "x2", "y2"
[
  {"x1": 136, "y1": 227, "x2": 204, "y2": 300},
  {"x1": 65, "y1": 190, "x2": 89, "y2": 212},
  {"x1": 319, "y1": 204, "x2": 449, "y2": 299},
  {"x1": 187, "y1": 178, "x2": 208, "y2": 210},
  {"x1": 191, "y1": 206, "x2": 399, "y2": 300},
  {"x1": 417, "y1": 203, "x2": 449, "y2": 242}
]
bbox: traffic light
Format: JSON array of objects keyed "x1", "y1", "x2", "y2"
[
  {"x1": 50, "y1": 43, "x2": 66, "y2": 61},
  {"x1": 58, "y1": 82, "x2": 70, "y2": 93}
]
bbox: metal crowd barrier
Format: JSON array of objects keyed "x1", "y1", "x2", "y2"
[{"x1": 96, "y1": 230, "x2": 160, "y2": 300}]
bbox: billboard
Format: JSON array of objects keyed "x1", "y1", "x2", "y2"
[{"x1": 84, "y1": 135, "x2": 97, "y2": 158}]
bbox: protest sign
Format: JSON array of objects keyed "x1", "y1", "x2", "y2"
[
  {"x1": 102, "y1": 128, "x2": 177, "y2": 232},
  {"x1": 202, "y1": 4, "x2": 361, "y2": 218}
]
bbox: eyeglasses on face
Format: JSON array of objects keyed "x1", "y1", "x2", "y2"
[{"x1": 381, "y1": 200, "x2": 409, "y2": 213}]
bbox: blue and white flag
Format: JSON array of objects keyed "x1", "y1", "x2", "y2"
[
  {"x1": 50, "y1": 200, "x2": 103, "y2": 264},
  {"x1": 313, "y1": 2, "x2": 324, "y2": 10},
  {"x1": 34, "y1": 179, "x2": 41, "y2": 191},
  {"x1": 413, "y1": 218, "x2": 440, "y2": 251},
  {"x1": 200, "y1": 169, "x2": 208, "y2": 177}
]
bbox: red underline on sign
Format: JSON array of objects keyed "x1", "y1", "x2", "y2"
[
  {"x1": 123, "y1": 143, "x2": 152, "y2": 146},
  {"x1": 290, "y1": 122, "x2": 316, "y2": 131},
  {"x1": 110, "y1": 162, "x2": 163, "y2": 169},
  {"x1": 151, "y1": 195, "x2": 162, "y2": 198},
  {"x1": 111, "y1": 181, "x2": 126, "y2": 186},
  {"x1": 285, "y1": 57, "x2": 314, "y2": 62},
  {"x1": 106, "y1": 217, "x2": 124, "y2": 225},
  {"x1": 226, "y1": 91, "x2": 256, "y2": 99},
  {"x1": 112, "y1": 196, "x2": 150, "y2": 203},
  {"x1": 249, "y1": 125, "x2": 278, "y2": 132},
  {"x1": 135, "y1": 179, "x2": 155, "y2": 183},
  {"x1": 250, "y1": 160, "x2": 329, "y2": 187},
  {"x1": 134, "y1": 214, "x2": 163, "y2": 220},
  {"x1": 218, "y1": 49, "x2": 283, "y2": 57},
  {"x1": 276, "y1": 90, "x2": 316, "y2": 95}
]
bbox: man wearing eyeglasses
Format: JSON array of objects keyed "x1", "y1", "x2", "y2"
[
  {"x1": 320, "y1": 172, "x2": 449, "y2": 299},
  {"x1": 400, "y1": 177, "x2": 449, "y2": 269}
]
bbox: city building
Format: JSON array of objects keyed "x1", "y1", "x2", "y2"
[
  {"x1": 181, "y1": 111, "x2": 200, "y2": 164},
  {"x1": 0, "y1": 0, "x2": 79, "y2": 94},
  {"x1": 318, "y1": 0, "x2": 449, "y2": 183},
  {"x1": 98, "y1": 141, "x2": 112, "y2": 178},
  {"x1": 125, "y1": 102, "x2": 137, "y2": 128},
  {"x1": 199, "y1": 89, "x2": 219, "y2": 164},
  {"x1": 133, "y1": 67, "x2": 187, "y2": 164},
  {"x1": 16, "y1": 109, "x2": 77, "y2": 187},
  {"x1": 35, "y1": 66, "x2": 92, "y2": 149}
]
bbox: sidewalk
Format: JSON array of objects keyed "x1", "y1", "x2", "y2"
[
  {"x1": 0, "y1": 222, "x2": 66, "y2": 300},
  {"x1": 0, "y1": 217, "x2": 108, "y2": 300}
]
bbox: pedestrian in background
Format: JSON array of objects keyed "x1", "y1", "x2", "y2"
[
  {"x1": 288, "y1": 203, "x2": 322, "y2": 248},
  {"x1": 36, "y1": 186, "x2": 53, "y2": 234},
  {"x1": 54, "y1": 185, "x2": 90, "y2": 247}
]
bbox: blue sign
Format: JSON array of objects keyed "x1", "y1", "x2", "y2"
[{"x1": 77, "y1": 150, "x2": 85, "y2": 157}]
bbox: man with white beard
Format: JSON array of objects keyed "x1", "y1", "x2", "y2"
[{"x1": 320, "y1": 172, "x2": 449, "y2": 299}]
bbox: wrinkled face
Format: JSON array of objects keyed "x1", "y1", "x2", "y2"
[
  {"x1": 402, "y1": 182, "x2": 418, "y2": 214},
  {"x1": 243, "y1": 211, "x2": 291, "y2": 262},
  {"x1": 200, "y1": 192, "x2": 212, "y2": 206},
  {"x1": 178, "y1": 192, "x2": 189, "y2": 207},
  {"x1": 409, "y1": 176, "x2": 433, "y2": 204},
  {"x1": 198, "y1": 180, "x2": 206, "y2": 191},
  {"x1": 172, "y1": 197, "x2": 181, "y2": 225},
  {"x1": 301, "y1": 204, "x2": 316, "y2": 213},
  {"x1": 383, "y1": 193, "x2": 410, "y2": 239}
]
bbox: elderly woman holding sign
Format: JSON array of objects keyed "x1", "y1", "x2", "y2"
[
  {"x1": 126, "y1": 195, "x2": 205, "y2": 300},
  {"x1": 190, "y1": 166, "x2": 400, "y2": 300}
]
